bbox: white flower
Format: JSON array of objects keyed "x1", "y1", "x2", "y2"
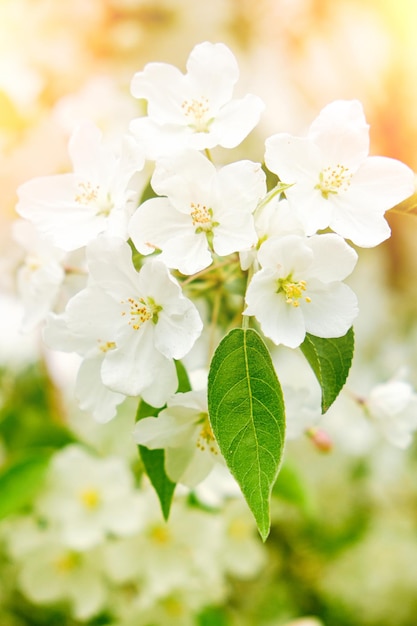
[
  {"x1": 133, "y1": 389, "x2": 223, "y2": 488},
  {"x1": 44, "y1": 236, "x2": 203, "y2": 408},
  {"x1": 16, "y1": 120, "x2": 146, "y2": 251},
  {"x1": 17, "y1": 536, "x2": 107, "y2": 621},
  {"x1": 36, "y1": 445, "x2": 144, "y2": 550},
  {"x1": 265, "y1": 100, "x2": 415, "y2": 247},
  {"x1": 13, "y1": 220, "x2": 87, "y2": 332},
  {"x1": 365, "y1": 378, "x2": 417, "y2": 448},
  {"x1": 129, "y1": 151, "x2": 265, "y2": 275},
  {"x1": 129, "y1": 41, "x2": 264, "y2": 158},
  {"x1": 244, "y1": 233, "x2": 358, "y2": 348}
]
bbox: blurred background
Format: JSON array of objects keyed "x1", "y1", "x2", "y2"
[{"x1": 1, "y1": 1, "x2": 417, "y2": 625}]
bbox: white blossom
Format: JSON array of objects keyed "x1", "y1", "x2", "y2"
[
  {"x1": 265, "y1": 100, "x2": 415, "y2": 247},
  {"x1": 44, "y1": 236, "x2": 203, "y2": 408},
  {"x1": 129, "y1": 150, "x2": 265, "y2": 275},
  {"x1": 365, "y1": 377, "x2": 417, "y2": 448},
  {"x1": 129, "y1": 41, "x2": 264, "y2": 158},
  {"x1": 244, "y1": 233, "x2": 358, "y2": 348},
  {"x1": 16, "y1": 120, "x2": 146, "y2": 251},
  {"x1": 133, "y1": 389, "x2": 223, "y2": 487}
]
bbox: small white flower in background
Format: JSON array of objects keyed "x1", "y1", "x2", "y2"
[
  {"x1": 244, "y1": 233, "x2": 358, "y2": 348},
  {"x1": 16, "y1": 120, "x2": 146, "y2": 251},
  {"x1": 44, "y1": 237, "x2": 203, "y2": 409},
  {"x1": 129, "y1": 41, "x2": 265, "y2": 158},
  {"x1": 13, "y1": 220, "x2": 87, "y2": 332},
  {"x1": 364, "y1": 377, "x2": 417, "y2": 448},
  {"x1": 36, "y1": 445, "x2": 144, "y2": 551},
  {"x1": 133, "y1": 389, "x2": 223, "y2": 488},
  {"x1": 18, "y1": 538, "x2": 107, "y2": 621},
  {"x1": 283, "y1": 385, "x2": 322, "y2": 440},
  {"x1": 129, "y1": 150, "x2": 265, "y2": 275},
  {"x1": 265, "y1": 100, "x2": 415, "y2": 247}
]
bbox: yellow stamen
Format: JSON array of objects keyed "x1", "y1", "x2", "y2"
[
  {"x1": 277, "y1": 276, "x2": 311, "y2": 307},
  {"x1": 315, "y1": 164, "x2": 352, "y2": 199},
  {"x1": 181, "y1": 96, "x2": 211, "y2": 132}
]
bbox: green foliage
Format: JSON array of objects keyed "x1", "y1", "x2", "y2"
[
  {"x1": 0, "y1": 451, "x2": 51, "y2": 519},
  {"x1": 208, "y1": 328, "x2": 285, "y2": 541},
  {"x1": 300, "y1": 328, "x2": 355, "y2": 413}
]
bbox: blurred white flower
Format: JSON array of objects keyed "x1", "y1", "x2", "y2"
[
  {"x1": 244, "y1": 233, "x2": 358, "y2": 348},
  {"x1": 36, "y1": 445, "x2": 144, "y2": 550},
  {"x1": 16, "y1": 120, "x2": 145, "y2": 250},
  {"x1": 129, "y1": 41, "x2": 264, "y2": 158},
  {"x1": 364, "y1": 377, "x2": 417, "y2": 448},
  {"x1": 129, "y1": 150, "x2": 265, "y2": 275},
  {"x1": 265, "y1": 100, "x2": 415, "y2": 247}
]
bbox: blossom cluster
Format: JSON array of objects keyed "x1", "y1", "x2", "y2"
[
  {"x1": 13, "y1": 41, "x2": 417, "y2": 489},
  {"x1": 0, "y1": 444, "x2": 264, "y2": 623}
]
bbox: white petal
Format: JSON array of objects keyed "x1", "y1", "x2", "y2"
[
  {"x1": 75, "y1": 354, "x2": 125, "y2": 423},
  {"x1": 151, "y1": 150, "x2": 214, "y2": 208},
  {"x1": 186, "y1": 42, "x2": 239, "y2": 108},
  {"x1": 308, "y1": 100, "x2": 370, "y2": 168},
  {"x1": 215, "y1": 160, "x2": 266, "y2": 214},
  {"x1": 130, "y1": 62, "x2": 187, "y2": 124},
  {"x1": 306, "y1": 234, "x2": 358, "y2": 282},
  {"x1": 133, "y1": 413, "x2": 196, "y2": 449},
  {"x1": 302, "y1": 282, "x2": 358, "y2": 337},
  {"x1": 210, "y1": 94, "x2": 265, "y2": 148}
]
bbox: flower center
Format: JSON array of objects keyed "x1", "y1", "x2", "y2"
[
  {"x1": 196, "y1": 413, "x2": 218, "y2": 454},
  {"x1": 79, "y1": 488, "x2": 100, "y2": 510},
  {"x1": 54, "y1": 552, "x2": 80, "y2": 574},
  {"x1": 121, "y1": 296, "x2": 162, "y2": 330},
  {"x1": 181, "y1": 96, "x2": 212, "y2": 132},
  {"x1": 315, "y1": 164, "x2": 352, "y2": 199},
  {"x1": 277, "y1": 276, "x2": 311, "y2": 307},
  {"x1": 190, "y1": 202, "x2": 219, "y2": 235},
  {"x1": 74, "y1": 181, "x2": 113, "y2": 216}
]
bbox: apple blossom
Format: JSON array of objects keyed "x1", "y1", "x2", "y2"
[
  {"x1": 44, "y1": 236, "x2": 203, "y2": 408},
  {"x1": 244, "y1": 233, "x2": 358, "y2": 348},
  {"x1": 129, "y1": 41, "x2": 264, "y2": 158},
  {"x1": 364, "y1": 377, "x2": 417, "y2": 448},
  {"x1": 133, "y1": 389, "x2": 223, "y2": 487},
  {"x1": 16, "y1": 120, "x2": 146, "y2": 251},
  {"x1": 265, "y1": 100, "x2": 415, "y2": 247},
  {"x1": 129, "y1": 150, "x2": 265, "y2": 275},
  {"x1": 36, "y1": 445, "x2": 144, "y2": 550}
]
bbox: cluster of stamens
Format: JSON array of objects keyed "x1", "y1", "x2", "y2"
[
  {"x1": 190, "y1": 202, "x2": 214, "y2": 232},
  {"x1": 75, "y1": 181, "x2": 99, "y2": 205},
  {"x1": 121, "y1": 296, "x2": 162, "y2": 330},
  {"x1": 315, "y1": 164, "x2": 352, "y2": 198},
  {"x1": 97, "y1": 340, "x2": 116, "y2": 353},
  {"x1": 196, "y1": 414, "x2": 218, "y2": 454},
  {"x1": 121, "y1": 297, "x2": 152, "y2": 330},
  {"x1": 181, "y1": 96, "x2": 210, "y2": 131},
  {"x1": 277, "y1": 277, "x2": 311, "y2": 307}
]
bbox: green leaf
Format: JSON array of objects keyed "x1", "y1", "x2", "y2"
[
  {"x1": 272, "y1": 462, "x2": 311, "y2": 513},
  {"x1": 208, "y1": 328, "x2": 285, "y2": 541},
  {"x1": 135, "y1": 361, "x2": 191, "y2": 521},
  {"x1": 300, "y1": 327, "x2": 354, "y2": 413},
  {"x1": 136, "y1": 399, "x2": 176, "y2": 522},
  {"x1": 0, "y1": 451, "x2": 51, "y2": 519}
]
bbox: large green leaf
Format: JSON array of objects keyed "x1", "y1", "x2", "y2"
[
  {"x1": 208, "y1": 328, "x2": 285, "y2": 541},
  {"x1": 136, "y1": 360, "x2": 192, "y2": 521},
  {"x1": 300, "y1": 328, "x2": 354, "y2": 413},
  {"x1": 0, "y1": 451, "x2": 51, "y2": 519}
]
